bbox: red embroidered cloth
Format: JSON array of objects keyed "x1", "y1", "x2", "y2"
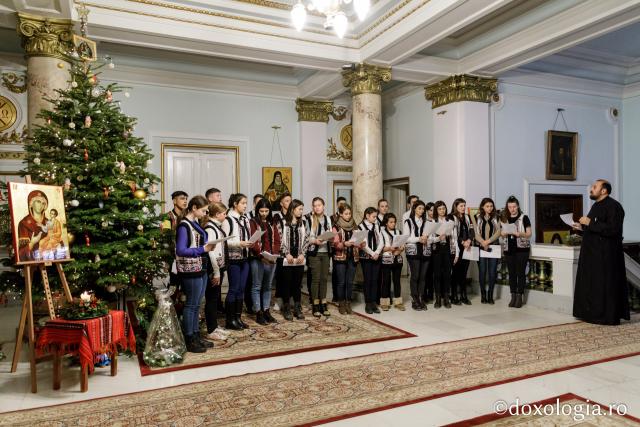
[{"x1": 36, "y1": 310, "x2": 136, "y2": 374}]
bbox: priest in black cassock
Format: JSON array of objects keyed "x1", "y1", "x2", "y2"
[{"x1": 572, "y1": 179, "x2": 629, "y2": 325}]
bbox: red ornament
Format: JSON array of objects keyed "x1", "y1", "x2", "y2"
[
  {"x1": 103, "y1": 186, "x2": 110, "y2": 199},
  {"x1": 85, "y1": 233, "x2": 90, "y2": 247},
  {"x1": 84, "y1": 148, "x2": 89, "y2": 161},
  {"x1": 131, "y1": 276, "x2": 136, "y2": 285}
]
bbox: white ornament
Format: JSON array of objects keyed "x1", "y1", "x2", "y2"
[
  {"x1": 143, "y1": 178, "x2": 150, "y2": 184},
  {"x1": 94, "y1": 254, "x2": 101, "y2": 263},
  {"x1": 137, "y1": 224, "x2": 144, "y2": 231},
  {"x1": 124, "y1": 92, "x2": 130, "y2": 98},
  {"x1": 68, "y1": 122, "x2": 76, "y2": 129},
  {"x1": 71, "y1": 81, "x2": 78, "y2": 88},
  {"x1": 63, "y1": 138, "x2": 74, "y2": 147},
  {"x1": 108, "y1": 62, "x2": 115, "y2": 69},
  {"x1": 69, "y1": 199, "x2": 79, "y2": 207},
  {"x1": 119, "y1": 162, "x2": 126, "y2": 174},
  {"x1": 98, "y1": 201, "x2": 104, "y2": 209},
  {"x1": 142, "y1": 206, "x2": 149, "y2": 214},
  {"x1": 102, "y1": 221, "x2": 108, "y2": 228},
  {"x1": 107, "y1": 285, "x2": 117, "y2": 293},
  {"x1": 91, "y1": 88, "x2": 101, "y2": 97},
  {"x1": 33, "y1": 157, "x2": 41, "y2": 165},
  {"x1": 146, "y1": 159, "x2": 152, "y2": 166}
]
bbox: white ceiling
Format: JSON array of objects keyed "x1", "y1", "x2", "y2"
[{"x1": 1, "y1": 0, "x2": 640, "y2": 98}]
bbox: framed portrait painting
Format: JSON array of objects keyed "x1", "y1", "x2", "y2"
[
  {"x1": 262, "y1": 167, "x2": 292, "y2": 207},
  {"x1": 7, "y1": 182, "x2": 71, "y2": 265},
  {"x1": 546, "y1": 130, "x2": 578, "y2": 180}
]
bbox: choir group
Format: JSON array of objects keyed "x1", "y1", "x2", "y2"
[{"x1": 166, "y1": 189, "x2": 532, "y2": 353}]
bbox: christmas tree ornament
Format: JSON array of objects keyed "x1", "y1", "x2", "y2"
[
  {"x1": 69, "y1": 199, "x2": 79, "y2": 207},
  {"x1": 57, "y1": 62, "x2": 64, "y2": 69},
  {"x1": 85, "y1": 234, "x2": 91, "y2": 247},
  {"x1": 119, "y1": 162, "x2": 126, "y2": 174},
  {"x1": 94, "y1": 254, "x2": 101, "y2": 263},
  {"x1": 131, "y1": 276, "x2": 136, "y2": 284},
  {"x1": 77, "y1": 175, "x2": 83, "y2": 182},
  {"x1": 146, "y1": 159, "x2": 152, "y2": 167},
  {"x1": 71, "y1": 81, "x2": 78, "y2": 88},
  {"x1": 33, "y1": 157, "x2": 41, "y2": 165},
  {"x1": 84, "y1": 115, "x2": 92, "y2": 128},
  {"x1": 68, "y1": 122, "x2": 76, "y2": 129},
  {"x1": 128, "y1": 181, "x2": 137, "y2": 192},
  {"x1": 103, "y1": 186, "x2": 110, "y2": 199},
  {"x1": 124, "y1": 91, "x2": 130, "y2": 98},
  {"x1": 84, "y1": 148, "x2": 89, "y2": 161},
  {"x1": 46, "y1": 118, "x2": 51, "y2": 125},
  {"x1": 150, "y1": 183, "x2": 158, "y2": 194},
  {"x1": 91, "y1": 87, "x2": 100, "y2": 97},
  {"x1": 67, "y1": 233, "x2": 75, "y2": 245},
  {"x1": 133, "y1": 189, "x2": 147, "y2": 200},
  {"x1": 98, "y1": 201, "x2": 104, "y2": 209},
  {"x1": 137, "y1": 224, "x2": 144, "y2": 232},
  {"x1": 64, "y1": 178, "x2": 71, "y2": 190},
  {"x1": 108, "y1": 62, "x2": 115, "y2": 69},
  {"x1": 142, "y1": 206, "x2": 150, "y2": 214},
  {"x1": 101, "y1": 221, "x2": 108, "y2": 228},
  {"x1": 123, "y1": 229, "x2": 129, "y2": 236},
  {"x1": 151, "y1": 238, "x2": 157, "y2": 249},
  {"x1": 107, "y1": 285, "x2": 117, "y2": 293},
  {"x1": 63, "y1": 138, "x2": 74, "y2": 147},
  {"x1": 143, "y1": 177, "x2": 150, "y2": 185},
  {"x1": 105, "y1": 90, "x2": 113, "y2": 102}
]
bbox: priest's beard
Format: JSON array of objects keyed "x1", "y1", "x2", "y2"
[{"x1": 589, "y1": 194, "x2": 598, "y2": 200}]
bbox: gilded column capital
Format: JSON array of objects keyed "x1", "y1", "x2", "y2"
[
  {"x1": 342, "y1": 63, "x2": 392, "y2": 96},
  {"x1": 295, "y1": 98, "x2": 334, "y2": 122},
  {"x1": 17, "y1": 13, "x2": 74, "y2": 61},
  {"x1": 424, "y1": 74, "x2": 498, "y2": 109}
]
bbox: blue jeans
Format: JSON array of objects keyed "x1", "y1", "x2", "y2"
[
  {"x1": 333, "y1": 259, "x2": 356, "y2": 301},
  {"x1": 181, "y1": 272, "x2": 207, "y2": 336},
  {"x1": 226, "y1": 261, "x2": 249, "y2": 304},
  {"x1": 478, "y1": 257, "x2": 498, "y2": 293},
  {"x1": 250, "y1": 259, "x2": 276, "y2": 312}
]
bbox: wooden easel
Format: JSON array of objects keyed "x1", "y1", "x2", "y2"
[{"x1": 10, "y1": 260, "x2": 73, "y2": 393}]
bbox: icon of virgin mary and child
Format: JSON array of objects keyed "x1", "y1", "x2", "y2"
[{"x1": 17, "y1": 190, "x2": 67, "y2": 262}]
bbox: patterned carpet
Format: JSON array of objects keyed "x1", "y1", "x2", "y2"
[
  {"x1": 2, "y1": 319, "x2": 639, "y2": 426},
  {"x1": 139, "y1": 301, "x2": 415, "y2": 375},
  {"x1": 444, "y1": 393, "x2": 640, "y2": 426}
]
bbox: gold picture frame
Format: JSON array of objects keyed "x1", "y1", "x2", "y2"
[
  {"x1": 546, "y1": 130, "x2": 578, "y2": 180},
  {"x1": 7, "y1": 182, "x2": 71, "y2": 265},
  {"x1": 262, "y1": 167, "x2": 292, "y2": 206},
  {"x1": 73, "y1": 34, "x2": 97, "y2": 62}
]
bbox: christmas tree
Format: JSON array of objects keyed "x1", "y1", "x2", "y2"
[{"x1": 14, "y1": 61, "x2": 171, "y2": 300}]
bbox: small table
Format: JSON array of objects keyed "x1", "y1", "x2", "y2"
[{"x1": 36, "y1": 310, "x2": 136, "y2": 392}]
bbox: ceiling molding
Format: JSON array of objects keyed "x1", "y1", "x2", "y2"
[{"x1": 623, "y1": 81, "x2": 640, "y2": 98}]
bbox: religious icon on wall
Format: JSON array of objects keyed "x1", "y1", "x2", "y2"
[
  {"x1": 7, "y1": 182, "x2": 71, "y2": 264},
  {"x1": 72, "y1": 34, "x2": 97, "y2": 62},
  {"x1": 262, "y1": 167, "x2": 292, "y2": 206},
  {"x1": 546, "y1": 130, "x2": 578, "y2": 180}
]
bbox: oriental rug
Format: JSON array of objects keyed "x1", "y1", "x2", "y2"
[
  {"x1": 135, "y1": 299, "x2": 415, "y2": 376},
  {"x1": 2, "y1": 319, "x2": 639, "y2": 426},
  {"x1": 444, "y1": 393, "x2": 640, "y2": 426}
]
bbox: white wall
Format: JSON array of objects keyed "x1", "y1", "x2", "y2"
[
  {"x1": 622, "y1": 94, "x2": 640, "y2": 240},
  {"x1": 382, "y1": 90, "x2": 434, "y2": 201},
  {"x1": 111, "y1": 82, "x2": 300, "y2": 204}
]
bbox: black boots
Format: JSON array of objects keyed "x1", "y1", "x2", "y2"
[
  {"x1": 443, "y1": 296, "x2": 452, "y2": 309},
  {"x1": 412, "y1": 298, "x2": 423, "y2": 311},
  {"x1": 514, "y1": 293, "x2": 523, "y2": 308},
  {"x1": 487, "y1": 287, "x2": 495, "y2": 304},
  {"x1": 282, "y1": 302, "x2": 293, "y2": 321},
  {"x1": 256, "y1": 310, "x2": 268, "y2": 325},
  {"x1": 313, "y1": 300, "x2": 322, "y2": 318},
  {"x1": 236, "y1": 301, "x2": 248, "y2": 329},
  {"x1": 460, "y1": 286, "x2": 471, "y2": 305},
  {"x1": 508, "y1": 293, "x2": 516, "y2": 307},
  {"x1": 481, "y1": 289, "x2": 487, "y2": 304},
  {"x1": 186, "y1": 335, "x2": 206, "y2": 353},
  {"x1": 226, "y1": 301, "x2": 243, "y2": 330},
  {"x1": 263, "y1": 309, "x2": 277, "y2": 323},
  {"x1": 293, "y1": 302, "x2": 305, "y2": 319},
  {"x1": 365, "y1": 302, "x2": 380, "y2": 314},
  {"x1": 321, "y1": 302, "x2": 330, "y2": 316},
  {"x1": 451, "y1": 292, "x2": 461, "y2": 305},
  {"x1": 197, "y1": 331, "x2": 214, "y2": 349},
  {"x1": 434, "y1": 295, "x2": 442, "y2": 309}
]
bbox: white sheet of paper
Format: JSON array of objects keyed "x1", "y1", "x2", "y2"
[
  {"x1": 501, "y1": 223, "x2": 517, "y2": 235},
  {"x1": 171, "y1": 260, "x2": 177, "y2": 274},
  {"x1": 560, "y1": 213, "x2": 576, "y2": 227},
  {"x1": 248, "y1": 230, "x2": 264, "y2": 244},
  {"x1": 436, "y1": 221, "x2": 454, "y2": 236},
  {"x1": 317, "y1": 231, "x2": 336, "y2": 241},
  {"x1": 260, "y1": 251, "x2": 279, "y2": 262},
  {"x1": 209, "y1": 235, "x2": 233, "y2": 245},
  {"x1": 392, "y1": 234, "x2": 409, "y2": 248},
  {"x1": 282, "y1": 257, "x2": 303, "y2": 267},
  {"x1": 480, "y1": 245, "x2": 502, "y2": 258},
  {"x1": 423, "y1": 221, "x2": 440, "y2": 236},
  {"x1": 348, "y1": 230, "x2": 369, "y2": 244},
  {"x1": 462, "y1": 246, "x2": 479, "y2": 261}
]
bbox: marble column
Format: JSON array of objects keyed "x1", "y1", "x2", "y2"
[
  {"x1": 17, "y1": 13, "x2": 74, "y2": 132},
  {"x1": 342, "y1": 64, "x2": 391, "y2": 222},
  {"x1": 424, "y1": 74, "x2": 498, "y2": 206},
  {"x1": 295, "y1": 99, "x2": 333, "y2": 208}
]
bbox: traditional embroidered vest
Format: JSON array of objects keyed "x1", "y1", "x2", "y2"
[
  {"x1": 227, "y1": 213, "x2": 251, "y2": 262},
  {"x1": 358, "y1": 221, "x2": 378, "y2": 260},
  {"x1": 381, "y1": 228, "x2": 403, "y2": 265},
  {"x1": 404, "y1": 216, "x2": 425, "y2": 258},
  {"x1": 175, "y1": 220, "x2": 204, "y2": 274},
  {"x1": 500, "y1": 215, "x2": 531, "y2": 253},
  {"x1": 305, "y1": 213, "x2": 331, "y2": 256},
  {"x1": 204, "y1": 220, "x2": 228, "y2": 270}
]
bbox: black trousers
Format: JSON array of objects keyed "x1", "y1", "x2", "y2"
[
  {"x1": 361, "y1": 260, "x2": 381, "y2": 304},
  {"x1": 205, "y1": 270, "x2": 225, "y2": 333},
  {"x1": 505, "y1": 250, "x2": 529, "y2": 294},
  {"x1": 381, "y1": 263, "x2": 402, "y2": 299},
  {"x1": 432, "y1": 247, "x2": 452, "y2": 297},
  {"x1": 407, "y1": 257, "x2": 428, "y2": 301},
  {"x1": 423, "y1": 258, "x2": 434, "y2": 300},
  {"x1": 281, "y1": 265, "x2": 304, "y2": 303},
  {"x1": 451, "y1": 259, "x2": 470, "y2": 297},
  {"x1": 274, "y1": 257, "x2": 284, "y2": 298}
]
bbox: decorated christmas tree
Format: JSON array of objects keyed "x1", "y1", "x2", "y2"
[{"x1": 13, "y1": 61, "x2": 170, "y2": 300}]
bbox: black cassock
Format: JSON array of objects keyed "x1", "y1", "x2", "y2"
[{"x1": 573, "y1": 196, "x2": 630, "y2": 325}]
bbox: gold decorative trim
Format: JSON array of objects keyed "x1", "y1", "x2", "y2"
[
  {"x1": 359, "y1": 0, "x2": 429, "y2": 47},
  {"x1": 0, "y1": 96, "x2": 18, "y2": 133},
  {"x1": 1, "y1": 126, "x2": 29, "y2": 145},
  {"x1": 17, "y1": 13, "x2": 74, "y2": 60},
  {"x1": 327, "y1": 136, "x2": 352, "y2": 161},
  {"x1": 327, "y1": 165, "x2": 352, "y2": 172},
  {"x1": 1, "y1": 73, "x2": 27, "y2": 94},
  {"x1": 0, "y1": 151, "x2": 27, "y2": 160},
  {"x1": 342, "y1": 63, "x2": 392, "y2": 96},
  {"x1": 295, "y1": 98, "x2": 333, "y2": 122},
  {"x1": 424, "y1": 74, "x2": 498, "y2": 109},
  {"x1": 160, "y1": 143, "x2": 240, "y2": 213}
]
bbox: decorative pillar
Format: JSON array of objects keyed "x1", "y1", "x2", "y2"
[
  {"x1": 296, "y1": 98, "x2": 333, "y2": 208},
  {"x1": 342, "y1": 63, "x2": 391, "y2": 222},
  {"x1": 17, "y1": 13, "x2": 74, "y2": 132},
  {"x1": 425, "y1": 74, "x2": 497, "y2": 206}
]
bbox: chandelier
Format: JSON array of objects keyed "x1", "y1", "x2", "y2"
[{"x1": 291, "y1": 0, "x2": 371, "y2": 38}]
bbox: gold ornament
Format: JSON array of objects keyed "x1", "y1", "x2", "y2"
[
  {"x1": 57, "y1": 62, "x2": 64, "y2": 69},
  {"x1": 133, "y1": 189, "x2": 147, "y2": 200},
  {"x1": 67, "y1": 232, "x2": 75, "y2": 245},
  {"x1": 0, "y1": 95, "x2": 18, "y2": 132}
]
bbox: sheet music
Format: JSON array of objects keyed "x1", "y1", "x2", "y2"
[
  {"x1": 480, "y1": 245, "x2": 502, "y2": 259},
  {"x1": 248, "y1": 230, "x2": 264, "y2": 244},
  {"x1": 462, "y1": 246, "x2": 479, "y2": 261},
  {"x1": 348, "y1": 230, "x2": 369, "y2": 244},
  {"x1": 317, "y1": 231, "x2": 336, "y2": 241},
  {"x1": 391, "y1": 234, "x2": 409, "y2": 248},
  {"x1": 560, "y1": 213, "x2": 576, "y2": 227},
  {"x1": 501, "y1": 223, "x2": 517, "y2": 235}
]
